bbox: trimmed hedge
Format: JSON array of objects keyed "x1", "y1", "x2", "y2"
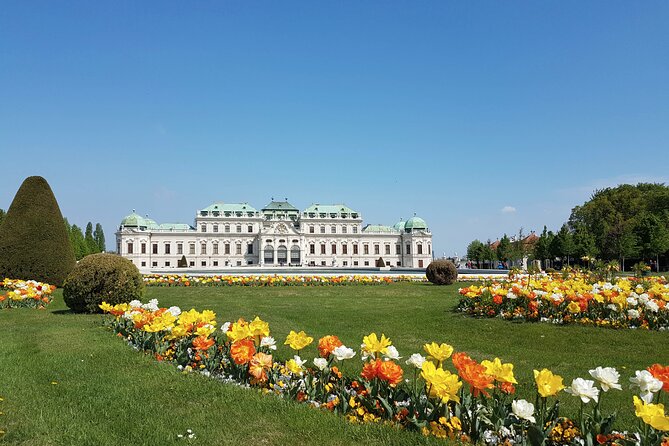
[
  {"x1": 0, "y1": 176, "x2": 75, "y2": 286},
  {"x1": 63, "y1": 253, "x2": 144, "y2": 313},
  {"x1": 426, "y1": 260, "x2": 458, "y2": 285}
]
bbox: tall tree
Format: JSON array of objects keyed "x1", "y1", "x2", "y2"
[
  {"x1": 466, "y1": 239, "x2": 485, "y2": 268},
  {"x1": 0, "y1": 208, "x2": 5, "y2": 227},
  {"x1": 0, "y1": 176, "x2": 75, "y2": 286},
  {"x1": 533, "y1": 226, "x2": 552, "y2": 270},
  {"x1": 573, "y1": 223, "x2": 598, "y2": 264},
  {"x1": 94, "y1": 223, "x2": 106, "y2": 252},
  {"x1": 555, "y1": 224, "x2": 576, "y2": 266},
  {"x1": 481, "y1": 240, "x2": 497, "y2": 269},
  {"x1": 636, "y1": 212, "x2": 669, "y2": 272},
  {"x1": 70, "y1": 225, "x2": 87, "y2": 260},
  {"x1": 496, "y1": 234, "x2": 512, "y2": 266},
  {"x1": 84, "y1": 222, "x2": 97, "y2": 255}
]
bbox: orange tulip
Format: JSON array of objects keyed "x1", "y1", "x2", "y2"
[
  {"x1": 230, "y1": 339, "x2": 256, "y2": 365},
  {"x1": 361, "y1": 359, "x2": 382, "y2": 381},
  {"x1": 193, "y1": 335, "x2": 215, "y2": 351},
  {"x1": 648, "y1": 364, "x2": 669, "y2": 392},
  {"x1": 378, "y1": 360, "x2": 404, "y2": 386},
  {"x1": 318, "y1": 335, "x2": 343, "y2": 358}
]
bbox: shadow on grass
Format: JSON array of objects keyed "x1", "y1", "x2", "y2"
[{"x1": 50, "y1": 309, "x2": 75, "y2": 315}]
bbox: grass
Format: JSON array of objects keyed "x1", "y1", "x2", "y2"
[{"x1": 1, "y1": 283, "x2": 668, "y2": 445}]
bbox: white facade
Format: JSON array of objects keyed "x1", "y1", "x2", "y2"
[{"x1": 116, "y1": 201, "x2": 433, "y2": 269}]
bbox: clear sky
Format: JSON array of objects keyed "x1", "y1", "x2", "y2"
[{"x1": 1, "y1": 1, "x2": 668, "y2": 256}]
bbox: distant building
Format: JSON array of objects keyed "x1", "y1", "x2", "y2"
[{"x1": 116, "y1": 200, "x2": 432, "y2": 269}]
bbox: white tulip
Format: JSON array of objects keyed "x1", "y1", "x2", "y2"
[{"x1": 512, "y1": 399, "x2": 536, "y2": 423}]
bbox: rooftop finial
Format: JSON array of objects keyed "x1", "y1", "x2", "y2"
[
  {"x1": 132, "y1": 209, "x2": 135, "y2": 213},
  {"x1": 271, "y1": 197, "x2": 274, "y2": 201},
  {"x1": 284, "y1": 197, "x2": 288, "y2": 201}
]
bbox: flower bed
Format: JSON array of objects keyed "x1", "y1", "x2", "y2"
[
  {"x1": 457, "y1": 274, "x2": 669, "y2": 330},
  {"x1": 100, "y1": 299, "x2": 669, "y2": 445},
  {"x1": 143, "y1": 274, "x2": 424, "y2": 287},
  {"x1": 0, "y1": 278, "x2": 55, "y2": 309}
]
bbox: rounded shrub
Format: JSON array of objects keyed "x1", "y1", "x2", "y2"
[
  {"x1": 426, "y1": 260, "x2": 458, "y2": 285},
  {"x1": 63, "y1": 253, "x2": 144, "y2": 313},
  {"x1": 0, "y1": 176, "x2": 75, "y2": 286}
]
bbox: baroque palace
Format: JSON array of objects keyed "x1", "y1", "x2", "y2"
[{"x1": 116, "y1": 200, "x2": 432, "y2": 269}]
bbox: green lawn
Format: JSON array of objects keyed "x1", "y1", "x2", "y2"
[{"x1": 1, "y1": 283, "x2": 668, "y2": 445}]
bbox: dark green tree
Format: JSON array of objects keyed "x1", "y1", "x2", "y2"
[
  {"x1": 94, "y1": 223, "x2": 106, "y2": 252},
  {"x1": 573, "y1": 223, "x2": 598, "y2": 265},
  {"x1": 0, "y1": 176, "x2": 76, "y2": 286},
  {"x1": 0, "y1": 208, "x2": 5, "y2": 227},
  {"x1": 533, "y1": 226, "x2": 552, "y2": 269},
  {"x1": 636, "y1": 212, "x2": 669, "y2": 272},
  {"x1": 496, "y1": 235, "x2": 512, "y2": 266},
  {"x1": 466, "y1": 240, "x2": 485, "y2": 268},
  {"x1": 555, "y1": 224, "x2": 576, "y2": 266},
  {"x1": 481, "y1": 240, "x2": 497, "y2": 269},
  {"x1": 84, "y1": 222, "x2": 98, "y2": 255}
]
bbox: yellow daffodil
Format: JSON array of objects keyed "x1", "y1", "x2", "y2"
[
  {"x1": 534, "y1": 369, "x2": 566, "y2": 397},
  {"x1": 633, "y1": 396, "x2": 669, "y2": 431},
  {"x1": 285, "y1": 358, "x2": 304, "y2": 374},
  {"x1": 284, "y1": 330, "x2": 314, "y2": 351},
  {"x1": 423, "y1": 342, "x2": 454, "y2": 363},
  {"x1": 481, "y1": 357, "x2": 517, "y2": 384},
  {"x1": 227, "y1": 320, "x2": 253, "y2": 342}
]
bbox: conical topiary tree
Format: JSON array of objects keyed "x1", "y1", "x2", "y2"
[{"x1": 0, "y1": 176, "x2": 76, "y2": 286}]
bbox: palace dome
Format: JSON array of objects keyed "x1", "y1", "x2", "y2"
[
  {"x1": 120, "y1": 210, "x2": 146, "y2": 228},
  {"x1": 404, "y1": 215, "x2": 428, "y2": 231}
]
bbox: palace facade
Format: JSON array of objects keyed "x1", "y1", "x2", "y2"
[{"x1": 116, "y1": 200, "x2": 432, "y2": 269}]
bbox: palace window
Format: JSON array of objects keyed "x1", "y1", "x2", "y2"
[
  {"x1": 248, "y1": 225, "x2": 253, "y2": 233},
  {"x1": 290, "y1": 246, "x2": 300, "y2": 264},
  {"x1": 353, "y1": 244, "x2": 358, "y2": 255},
  {"x1": 213, "y1": 224, "x2": 218, "y2": 233},
  {"x1": 320, "y1": 226, "x2": 325, "y2": 234},
  {"x1": 385, "y1": 244, "x2": 390, "y2": 255},
  {"x1": 342, "y1": 226, "x2": 347, "y2": 234},
  {"x1": 165, "y1": 261, "x2": 170, "y2": 267},
  {"x1": 201, "y1": 243, "x2": 207, "y2": 254},
  {"x1": 331, "y1": 244, "x2": 337, "y2": 254},
  {"x1": 247, "y1": 243, "x2": 253, "y2": 255},
  {"x1": 213, "y1": 261, "x2": 218, "y2": 267},
  {"x1": 236, "y1": 243, "x2": 242, "y2": 255},
  {"x1": 152, "y1": 243, "x2": 158, "y2": 254},
  {"x1": 141, "y1": 261, "x2": 146, "y2": 267},
  {"x1": 164, "y1": 243, "x2": 171, "y2": 255},
  {"x1": 419, "y1": 260, "x2": 424, "y2": 268},
  {"x1": 396, "y1": 244, "x2": 401, "y2": 255},
  {"x1": 309, "y1": 226, "x2": 314, "y2": 234},
  {"x1": 213, "y1": 243, "x2": 219, "y2": 255},
  {"x1": 363, "y1": 245, "x2": 369, "y2": 255},
  {"x1": 417, "y1": 244, "x2": 423, "y2": 255},
  {"x1": 201, "y1": 224, "x2": 206, "y2": 232},
  {"x1": 320, "y1": 244, "x2": 326, "y2": 254},
  {"x1": 225, "y1": 244, "x2": 230, "y2": 255},
  {"x1": 353, "y1": 226, "x2": 358, "y2": 234},
  {"x1": 364, "y1": 261, "x2": 369, "y2": 266},
  {"x1": 201, "y1": 261, "x2": 206, "y2": 267},
  {"x1": 331, "y1": 225, "x2": 336, "y2": 234},
  {"x1": 141, "y1": 243, "x2": 146, "y2": 254},
  {"x1": 177, "y1": 243, "x2": 183, "y2": 255},
  {"x1": 225, "y1": 225, "x2": 230, "y2": 233},
  {"x1": 342, "y1": 244, "x2": 348, "y2": 255},
  {"x1": 236, "y1": 225, "x2": 242, "y2": 233},
  {"x1": 406, "y1": 244, "x2": 411, "y2": 255},
  {"x1": 189, "y1": 243, "x2": 195, "y2": 255},
  {"x1": 152, "y1": 261, "x2": 158, "y2": 267},
  {"x1": 127, "y1": 242, "x2": 133, "y2": 254},
  {"x1": 310, "y1": 244, "x2": 315, "y2": 254},
  {"x1": 374, "y1": 245, "x2": 380, "y2": 255}
]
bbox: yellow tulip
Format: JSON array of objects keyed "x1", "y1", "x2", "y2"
[
  {"x1": 362, "y1": 333, "x2": 392, "y2": 356},
  {"x1": 634, "y1": 396, "x2": 669, "y2": 431},
  {"x1": 424, "y1": 342, "x2": 454, "y2": 363},
  {"x1": 534, "y1": 369, "x2": 565, "y2": 397},
  {"x1": 482, "y1": 357, "x2": 517, "y2": 384},
  {"x1": 284, "y1": 330, "x2": 314, "y2": 351},
  {"x1": 249, "y1": 316, "x2": 270, "y2": 338},
  {"x1": 421, "y1": 361, "x2": 462, "y2": 403}
]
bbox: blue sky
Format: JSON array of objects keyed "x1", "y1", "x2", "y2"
[{"x1": 1, "y1": 1, "x2": 668, "y2": 256}]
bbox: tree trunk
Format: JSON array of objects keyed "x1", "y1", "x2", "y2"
[{"x1": 657, "y1": 254, "x2": 660, "y2": 273}]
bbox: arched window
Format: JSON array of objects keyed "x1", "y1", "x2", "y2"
[
  {"x1": 277, "y1": 245, "x2": 288, "y2": 265},
  {"x1": 290, "y1": 246, "x2": 300, "y2": 265},
  {"x1": 263, "y1": 245, "x2": 274, "y2": 264}
]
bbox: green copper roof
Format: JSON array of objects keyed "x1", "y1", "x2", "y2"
[
  {"x1": 393, "y1": 220, "x2": 405, "y2": 231},
  {"x1": 262, "y1": 201, "x2": 299, "y2": 212},
  {"x1": 201, "y1": 202, "x2": 258, "y2": 213},
  {"x1": 405, "y1": 216, "x2": 428, "y2": 230},
  {"x1": 120, "y1": 211, "x2": 146, "y2": 228},
  {"x1": 362, "y1": 224, "x2": 397, "y2": 233},
  {"x1": 303, "y1": 203, "x2": 359, "y2": 216}
]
